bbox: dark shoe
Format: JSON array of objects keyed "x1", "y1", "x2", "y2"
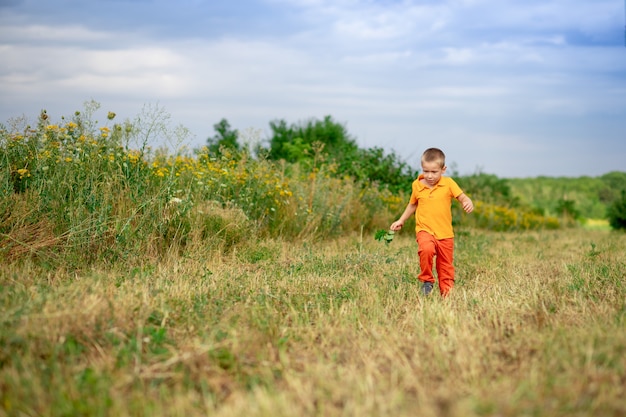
[{"x1": 421, "y1": 282, "x2": 433, "y2": 296}]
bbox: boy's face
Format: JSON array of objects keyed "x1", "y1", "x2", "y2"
[{"x1": 421, "y1": 160, "x2": 446, "y2": 187}]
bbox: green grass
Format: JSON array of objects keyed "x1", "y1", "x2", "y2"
[
  {"x1": 1, "y1": 228, "x2": 625, "y2": 417},
  {"x1": 2, "y1": 106, "x2": 625, "y2": 416},
  {"x1": 582, "y1": 218, "x2": 611, "y2": 231}
]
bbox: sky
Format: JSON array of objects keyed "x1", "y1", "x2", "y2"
[{"x1": 0, "y1": 0, "x2": 625, "y2": 178}]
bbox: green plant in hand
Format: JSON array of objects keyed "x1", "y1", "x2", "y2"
[{"x1": 375, "y1": 229, "x2": 395, "y2": 244}]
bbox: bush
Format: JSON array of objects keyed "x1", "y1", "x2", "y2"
[
  {"x1": 264, "y1": 116, "x2": 415, "y2": 193},
  {"x1": 607, "y1": 190, "x2": 626, "y2": 231},
  {"x1": 457, "y1": 172, "x2": 516, "y2": 206},
  {"x1": 0, "y1": 105, "x2": 405, "y2": 267},
  {"x1": 469, "y1": 201, "x2": 560, "y2": 231}
]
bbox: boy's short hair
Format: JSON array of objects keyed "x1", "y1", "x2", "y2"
[{"x1": 422, "y1": 148, "x2": 446, "y2": 167}]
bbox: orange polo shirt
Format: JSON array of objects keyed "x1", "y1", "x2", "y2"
[{"x1": 410, "y1": 174, "x2": 464, "y2": 239}]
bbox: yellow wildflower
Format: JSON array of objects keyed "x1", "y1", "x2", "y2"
[
  {"x1": 155, "y1": 167, "x2": 168, "y2": 177},
  {"x1": 128, "y1": 151, "x2": 140, "y2": 164}
]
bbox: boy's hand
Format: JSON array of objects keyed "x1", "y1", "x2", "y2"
[
  {"x1": 461, "y1": 199, "x2": 474, "y2": 213},
  {"x1": 458, "y1": 193, "x2": 474, "y2": 213},
  {"x1": 390, "y1": 221, "x2": 404, "y2": 231}
]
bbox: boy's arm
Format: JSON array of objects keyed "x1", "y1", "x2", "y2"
[
  {"x1": 390, "y1": 202, "x2": 417, "y2": 231},
  {"x1": 457, "y1": 193, "x2": 474, "y2": 213}
]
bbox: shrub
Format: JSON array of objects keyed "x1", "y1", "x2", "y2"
[
  {"x1": 607, "y1": 190, "x2": 626, "y2": 231},
  {"x1": 1, "y1": 105, "x2": 406, "y2": 266},
  {"x1": 470, "y1": 201, "x2": 560, "y2": 231}
]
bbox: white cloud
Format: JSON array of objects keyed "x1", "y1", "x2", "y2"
[
  {"x1": 0, "y1": 0, "x2": 624, "y2": 177},
  {"x1": 0, "y1": 41, "x2": 188, "y2": 96},
  {"x1": 440, "y1": 47, "x2": 475, "y2": 65},
  {"x1": 533, "y1": 95, "x2": 587, "y2": 115},
  {"x1": 0, "y1": 23, "x2": 113, "y2": 44}
]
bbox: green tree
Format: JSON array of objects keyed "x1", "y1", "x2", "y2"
[
  {"x1": 508, "y1": 174, "x2": 626, "y2": 220},
  {"x1": 458, "y1": 172, "x2": 517, "y2": 206},
  {"x1": 266, "y1": 116, "x2": 358, "y2": 163},
  {"x1": 265, "y1": 116, "x2": 417, "y2": 193},
  {"x1": 555, "y1": 198, "x2": 581, "y2": 225},
  {"x1": 341, "y1": 146, "x2": 415, "y2": 193},
  {"x1": 607, "y1": 190, "x2": 626, "y2": 231},
  {"x1": 599, "y1": 171, "x2": 626, "y2": 203},
  {"x1": 207, "y1": 119, "x2": 240, "y2": 155}
]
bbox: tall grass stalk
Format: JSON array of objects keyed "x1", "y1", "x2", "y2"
[{"x1": 1, "y1": 105, "x2": 404, "y2": 267}]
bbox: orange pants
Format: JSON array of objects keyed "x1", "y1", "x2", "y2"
[{"x1": 417, "y1": 231, "x2": 455, "y2": 296}]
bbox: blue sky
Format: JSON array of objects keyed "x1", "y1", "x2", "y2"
[{"x1": 1, "y1": 0, "x2": 625, "y2": 177}]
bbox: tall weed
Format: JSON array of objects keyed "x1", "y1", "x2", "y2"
[{"x1": 1, "y1": 105, "x2": 402, "y2": 267}]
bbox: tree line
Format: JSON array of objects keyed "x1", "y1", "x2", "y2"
[
  {"x1": 206, "y1": 116, "x2": 417, "y2": 194},
  {"x1": 205, "y1": 116, "x2": 626, "y2": 230}
]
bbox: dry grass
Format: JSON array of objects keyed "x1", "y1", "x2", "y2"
[
  {"x1": 0, "y1": 194, "x2": 66, "y2": 261},
  {"x1": 1, "y1": 228, "x2": 625, "y2": 417}
]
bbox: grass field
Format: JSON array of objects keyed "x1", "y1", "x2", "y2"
[
  {"x1": 1, "y1": 227, "x2": 625, "y2": 417},
  {"x1": 582, "y1": 218, "x2": 611, "y2": 231}
]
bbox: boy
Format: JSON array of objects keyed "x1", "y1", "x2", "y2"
[{"x1": 390, "y1": 148, "x2": 474, "y2": 297}]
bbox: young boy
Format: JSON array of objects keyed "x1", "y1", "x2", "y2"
[{"x1": 390, "y1": 148, "x2": 474, "y2": 297}]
